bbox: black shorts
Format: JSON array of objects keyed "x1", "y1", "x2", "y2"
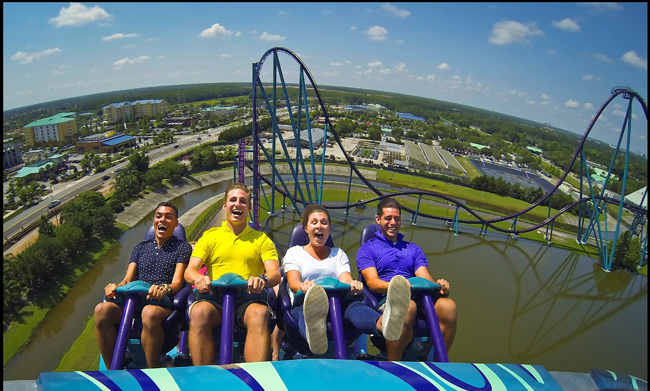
[{"x1": 188, "y1": 297, "x2": 272, "y2": 328}]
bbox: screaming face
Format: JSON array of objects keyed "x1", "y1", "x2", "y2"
[
  {"x1": 224, "y1": 188, "x2": 250, "y2": 225},
  {"x1": 153, "y1": 206, "x2": 178, "y2": 243},
  {"x1": 305, "y1": 211, "x2": 331, "y2": 247}
]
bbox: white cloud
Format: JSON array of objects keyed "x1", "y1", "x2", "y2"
[
  {"x1": 260, "y1": 32, "x2": 285, "y2": 42},
  {"x1": 53, "y1": 70, "x2": 65, "y2": 75},
  {"x1": 381, "y1": 3, "x2": 410, "y2": 18},
  {"x1": 541, "y1": 94, "x2": 551, "y2": 100},
  {"x1": 59, "y1": 65, "x2": 69, "y2": 68},
  {"x1": 465, "y1": 75, "x2": 474, "y2": 85},
  {"x1": 583, "y1": 103, "x2": 594, "y2": 110},
  {"x1": 278, "y1": 11, "x2": 288, "y2": 16},
  {"x1": 416, "y1": 76, "x2": 424, "y2": 81},
  {"x1": 355, "y1": 65, "x2": 361, "y2": 69},
  {"x1": 489, "y1": 20, "x2": 543, "y2": 45},
  {"x1": 594, "y1": 53, "x2": 614, "y2": 64},
  {"x1": 200, "y1": 23, "x2": 233, "y2": 38},
  {"x1": 621, "y1": 50, "x2": 647, "y2": 70},
  {"x1": 113, "y1": 55, "x2": 149, "y2": 69},
  {"x1": 158, "y1": 56, "x2": 165, "y2": 59},
  {"x1": 144, "y1": 37, "x2": 160, "y2": 42},
  {"x1": 10, "y1": 47, "x2": 62, "y2": 64},
  {"x1": 611, "y1": 109, "x2": 627, "y2": 117},
  {"x1": 322, "y1": 71, "x2": 340, "y2": 77},
  {"x1": 426, "y1": 74, "x2": 436, "y2": 81},
  {"x1": 395, "y1": 62, "x2": 407, "y2": 72},
  {"x1": 123, "y1": 44, "x2": 135, "y2": 49},
  {"x1": 582, "y1": 74, "x2": 594, "y2": 80},
  {"x1": 350, "y1": 26, "x2": 357, "y2": 31},
  {"x1": 364, "y1": 68, "x2": 373, "y2": 75},
  {"x1": 345, "y1": 60, "x2": 351, "y2": 64},
  {"x1": 48, "y1": 2, "x2": 110, "y2": 27},
  {"x1": 365, "y1": 25, "x2": 388, "y2": 41},
  {"x1": 527, "y1": 101, "x2": 536, "y2": 105},
  {"x1": 551, "y1": 18, "x2": 580, "y2": 32},
  {"x1": 89, "y1": 68, "x2": 99, "y2": 72},
  {"x1": 396, "y1": 39, "x2": 404, "y2": 44},
  {"x1": 235, "y1": 31, "x2": 242, "y2": 37},
  {"x1": 379, "y1": 68, "x2": 391, "y2": 74},
  {"x1": 437, "y1": 63, "x2": 451, "y2": 71},
  {"x1": 578, "y1": 3, "x2": 623, "y2": 12},
  {"x1": 322, "y1": 9, "x2": 333, "y2": 15},
  {"x1": 452, "y1": 75, "x2": 461, "y2": 81},
  {"x1": 102, "y1": 33, "x2": 139, "y2": 41},
  {"x1": 331, "y1": 62, "x2": 342, "y2": 67},
  {"x1": 368, "y1": 61, "x2": 383, "y2": 68},
  {"x1": 221, "y1": 53, "x2": 231, "y2": 58},
  {"x1": 547, "y1": 49, "x2": 557, "y2": 55},
  {"x1": 565, "y1": 100, "x2": 579, "y2": 108}
]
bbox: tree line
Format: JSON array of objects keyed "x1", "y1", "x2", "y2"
[{"x1": 3, "y1": 191, "x2": 117, "y2": 320}]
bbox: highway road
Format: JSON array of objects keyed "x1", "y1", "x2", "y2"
[{"x1": 3, "y1": 125, "x2": 231, "y2": 241}]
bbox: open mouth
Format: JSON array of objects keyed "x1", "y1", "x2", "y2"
[
  {"x1": 314, "y1": 232, "x2": 324, "y2": 240},
  {"x1": 157, "y1": 224, "x2": 168, "y2": 233},
  {"x1": 232, "y1": 209, "x2": 243, "y2": 216}
]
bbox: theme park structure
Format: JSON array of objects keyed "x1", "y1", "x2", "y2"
[
  {"x1": 6, "y1": 47, "x2": 647, "y2": 391},
  {"x1": 242, "y1": 47, "x2": 647, "y2": 273}
]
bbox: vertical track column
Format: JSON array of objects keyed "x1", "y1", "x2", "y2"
[{"x1": 252, "y1": 62, "x2": 260, "y2": 229}]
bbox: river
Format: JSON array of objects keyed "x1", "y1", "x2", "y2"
[{"x1": 3, "y1": 182, "x2": 647, "y2": 381}]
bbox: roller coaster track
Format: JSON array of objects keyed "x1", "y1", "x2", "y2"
[{"x1": 249, "y1": 47, "x2": 647, "y2": 270}]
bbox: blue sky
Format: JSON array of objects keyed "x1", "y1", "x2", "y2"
[{"x1": 3, "y1": 2, "x2": 648, "y2": 153}]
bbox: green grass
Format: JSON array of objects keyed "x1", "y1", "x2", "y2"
[
  {"x1": 2, "y1": 226, "x2": 129, "y2": 368},
  {"x1": 638, "y1": 264, "x2": 647, "y2": 276},
  {"x1": 55, "y1": 315, "x2": 100, "y2": 372},
  {"x1": 456, "y1": 156, "x2": 482, "y2": 179},
  {"x1": 185, "y1": 199, "x2": 223, "y2": 242}
]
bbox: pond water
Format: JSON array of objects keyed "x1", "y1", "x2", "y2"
[{"x1": 4, "y1": 184, "x2": 646, "y2": 381}]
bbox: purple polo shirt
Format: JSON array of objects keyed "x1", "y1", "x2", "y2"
[{"x1": 356, "y1": 230, "x2": 428, "y2": 301}]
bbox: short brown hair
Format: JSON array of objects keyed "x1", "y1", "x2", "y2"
[
  {"x1": 156, "y1": 201, "x2": 178, "y2": 219},
  {"x1": 301, "y1": 204, "x2": 331, "y2": 227},
  {"x1": 377, "y1": 198, "x2": 401, "y2": 217},
  {"x1": 225, "y1": 182, "x2": 251, "y2": 204}
]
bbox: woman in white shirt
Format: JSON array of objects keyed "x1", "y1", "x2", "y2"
[{"x1": 282, "y1": 204, "x2": 411, "y2": 355}]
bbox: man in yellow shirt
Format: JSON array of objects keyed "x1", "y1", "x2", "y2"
[{"x1": 184, "y1": 182, "x2": 281, "y2": 364}]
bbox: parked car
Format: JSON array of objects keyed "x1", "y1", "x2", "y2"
[
  {"x1": 48, "y1": 199, "x2": 61, "y2": 209},
  {"x1": 115, "y1": 167, "x2": 121, "y2": 172},
  {"x1": 174, "y1": 145, "x2": 180, "y2": 148},
  {"x1": 102, "y1": 175, "x2": 110, "y2": 181}
]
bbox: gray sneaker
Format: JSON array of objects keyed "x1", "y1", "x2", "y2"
[
  {"x1": 303, "y1": 285, "x2": 329, "y2": 355},
  {"x1": 382, "y1": 275, "x2": 410, "y2": 341}
]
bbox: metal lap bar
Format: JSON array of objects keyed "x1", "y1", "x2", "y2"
[
  {"x1": 419, "y1": 293, "x2": 449, "y2": 362},
  {"x1": 220, "y1": 288, "x2": 236, "y2": 365},
  {"x1": 110, "y1": 294, "x2": 138, "y2": 370},
  {"x1": 327, "y1": 294, "x2": 347, "y2": 360}
]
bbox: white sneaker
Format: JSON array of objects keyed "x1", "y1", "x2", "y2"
[
  {"x1": 303, "y1": 285, "x2": 329, "y2": 355},
  {"x1": 382, "y1": 275, "x2": 410, "y2": 341}
]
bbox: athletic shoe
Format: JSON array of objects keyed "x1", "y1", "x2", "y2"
[
  {"x1": 382, "y1": 275, "x2": 411, "y2": 341},
  {"x1": 303, "y1": 285, "x2": 329, "y2": 355}
]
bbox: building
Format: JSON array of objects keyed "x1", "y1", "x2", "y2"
[
  {"x1": 470, "y1": 142, "x2": 489, "y2": 151},
  {"x1": 345, "y1": 103, "x2": 385, "y2": 115},
  {"x1": 285, "y1": 128, "x2": 330, "y2": 148},
  {"x1": 76, "y1": 132, "x2": 136, "y2": 154},
  {"x1": 13, "y1": 154, "x2": 65, "y2": 181},
  {"x1": 3, "y1": 143, "x2": 23, "y2": 171},
  {"x1": 200, "y1": 105, "x2": 237, "y2": 118},
  {"x1": 625, "y1": 186, "x2": 647, "y2": 210},
  {"x1": 526, "y1": 146, "x2": 543, "y2": 155},
  {"x1": 396, "y1": 112, "x2": 426, "y2": 122},
  {"x1": 469, "y1": 125, "x2": 482, "y2": 132},
  {"x1": 102, "y1": 99, "x2": 167, "y2": 122},
  {"x1": 165, "y1": 117, "x2": 192, "y2": 127},
  {"x1": 23, "y1": 112, "x2": 78, "y2": 147}
]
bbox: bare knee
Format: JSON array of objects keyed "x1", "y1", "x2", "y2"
[
  {"x1": 141, "y1": 305, "x2": 170, "y2": 330},
  {"x1": 243, "y1": 303, "x2": 269, "y2": 331},
  {"x1": 94, "y1": 302, "x2": 121, "y2": 326},
  {"x1": 435, "y1": 298, "x2": 457, "y2": 324},
  {"x1": 190, "y1": 302, "x2": 220, "y2": 331}
]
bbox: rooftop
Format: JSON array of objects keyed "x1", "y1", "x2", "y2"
[
  {"x1": 24, "y1": 112, "x2": 76, "y2": 128},
  {"x1": 102, "y1": 135, "x2": 135, "y2": 146}
]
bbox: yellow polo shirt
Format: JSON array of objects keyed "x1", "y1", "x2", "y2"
[{"x1": 192, "y1": 221, "x2": 278, "y2": 281}]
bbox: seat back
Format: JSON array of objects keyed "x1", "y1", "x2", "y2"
[
  {"x1": 288, "y1": 223, "x2": 334, "y2": 248},
  {"x1": 360, "y1": 224, "x2": 380, "y2": 246}
]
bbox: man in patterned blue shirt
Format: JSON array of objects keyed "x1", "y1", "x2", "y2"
[{"x1": 94, "y1": 201, "x2": 192, "y2": 369}]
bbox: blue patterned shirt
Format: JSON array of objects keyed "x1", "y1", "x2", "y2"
[{"x1": 130, "y1": 236, "x2": 192, "y2": 285}]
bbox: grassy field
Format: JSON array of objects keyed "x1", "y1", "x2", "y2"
[
  {"x1": 456, "y1": 156, "x2": 482, "y2": 179},
  {"x1": 55, "y1": 315, "x2": 100, "y2": 372}
]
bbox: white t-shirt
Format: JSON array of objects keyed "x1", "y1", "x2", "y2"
[{"x1": 282, "y1": 245, "x2": 351, "y2": 304}]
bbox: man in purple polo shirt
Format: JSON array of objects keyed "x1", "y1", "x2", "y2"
[{"x1": 357, "y1": 197, "x2": 457, "y2": 360}]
